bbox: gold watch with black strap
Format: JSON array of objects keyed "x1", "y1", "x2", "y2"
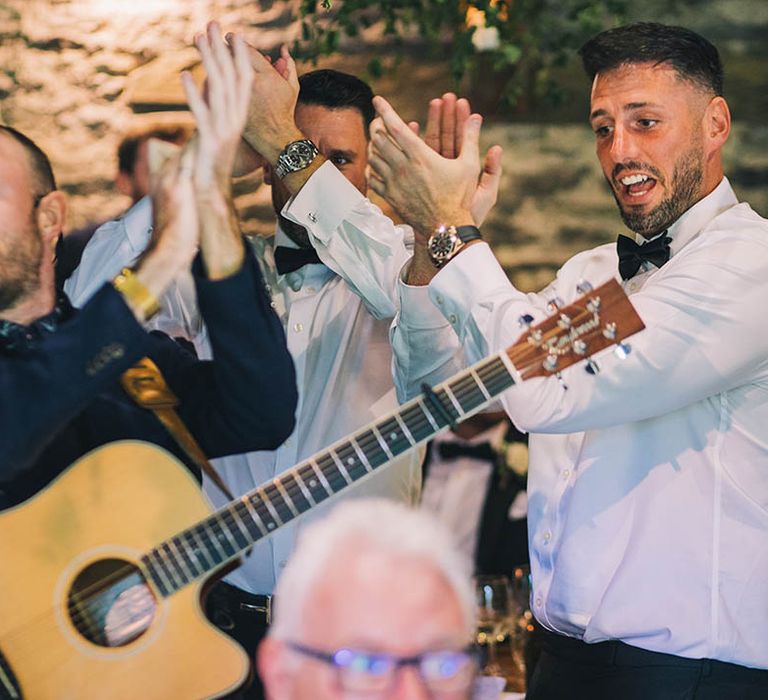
[{"x1": 427, "y1": 225, "x2": 483, "y2": 268}]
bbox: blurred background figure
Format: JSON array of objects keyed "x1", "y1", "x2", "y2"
[
  {"x1": 421, "y1": 411, "x2": 529, "y2": 577},
  {"x1": 55, "y1": 121, "x2": 192, "y2": 286}
]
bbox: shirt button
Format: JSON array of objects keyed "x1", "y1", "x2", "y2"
[
  {"x1": 308, "y1": 212, "x2": 317, "y2": 223},
  {"x1": 293, "y1": 323, "x2": 303, "y2": 333},
  {"x1": 562, "y1": 469, "x2": 571, "y2": 479},
  {"x1": 535, "y1": 597, "x2": 543, "y2": 608},
  {"x1": 543, "y1": 531, "x2": 552, "y2": 544},
  {"x1": 449, "y1": 314, "x2": 457, "y2": 324},
  {"x1": 435, "y1": 294, "x2": 444, "y2": 305}
]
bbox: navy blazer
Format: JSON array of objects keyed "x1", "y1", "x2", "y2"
[{"x1": 0, "y1": 249, "x2": 297, "y2": 509}]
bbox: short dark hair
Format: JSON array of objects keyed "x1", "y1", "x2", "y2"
[
  {"x1": 117, "y1": 124, "x2": 191, "y2": 175},
  {"x1": 0, "y1": 125, "x2": 57, "y2": 197},
  {"x1": 579, "y1": 22, "x2": 723, "y2": 97},
  {"x1": 298, "y1": 69, "x2": 375, "y2": 134}
]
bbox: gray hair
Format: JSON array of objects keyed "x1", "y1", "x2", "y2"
[{"x1": 269, "y1": 498, "x2": 476, "y2": 640}]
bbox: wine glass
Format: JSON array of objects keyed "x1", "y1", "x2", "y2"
[
  {"x1": 474, "y1": 575, "x2": 512, "y2": 677},
  {"x1": 507, "y1": 565, "x2": 533, "y2": 692}
]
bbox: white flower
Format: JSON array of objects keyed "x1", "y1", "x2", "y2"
[{"x1": 472, "y1": 25, "x2": 500, "y2": 52}]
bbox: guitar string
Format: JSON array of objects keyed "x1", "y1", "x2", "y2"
[
  {"x1": 56, "y1": 355, "x2": 517, "y2": 638},
  {"x1": 61, "y1": 356, "x2": 515, "y2": 637},
  {"x1": 11, "y1": 295, "x2": 616, "y2": 644},
  {"x1": 59, "y1": 356, "x2": 516, "y2": 640}
]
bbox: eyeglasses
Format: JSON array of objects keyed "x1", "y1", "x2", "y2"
[{"x1": 286, "y1": 641, "x2": 477, "y2": 696}]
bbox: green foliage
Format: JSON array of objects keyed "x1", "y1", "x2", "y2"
[{"x1": 293, "y1": 0, "x2": 632, "y2": 111}]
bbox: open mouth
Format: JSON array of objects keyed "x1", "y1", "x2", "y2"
[{"x1": 618, "y1": 173, "x2": 657, "y2": 199}]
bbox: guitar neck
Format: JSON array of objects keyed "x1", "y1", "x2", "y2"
[
  {"x1": 140, "y1": 352, "x2": 516, "y2": 596},
  {"x1": 140, "y1": 278, "x2": 644, "y2": 596}
]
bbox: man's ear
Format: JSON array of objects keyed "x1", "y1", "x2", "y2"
[
  {"x1": 704, "y1": 96, "x2": 731, "y2": 152},
  {"x1": 257, "y1": 637, "x2": 293, "y2": 700},
  {"x1": 35, "y1": 190, "x2": 67, "y2": 247}
]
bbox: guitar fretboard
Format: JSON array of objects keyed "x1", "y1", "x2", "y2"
[{"x1": 141, "y1": 353, "x2": 516, "y2": 596}]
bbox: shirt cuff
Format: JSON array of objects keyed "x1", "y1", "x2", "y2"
[
  {"x1": 397, "y1": 276, "x2": 449, "y2": 330},
  {"x1": 429, "y1": 242, "x2": 515, "y2": 334},
  {"x1": 282, "y1": 161, "x2": 365, "y2": 244}
]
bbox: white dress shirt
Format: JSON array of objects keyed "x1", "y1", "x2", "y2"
[
  {"x1": 421, "y1": 422, "x2": 510, "y2": 564},
  {"x1": 391, "y1": 178, "x2": 768, "y2": 669},
  {"x1": 65, "y1": 162, "x2": 422, "y2": 593}
]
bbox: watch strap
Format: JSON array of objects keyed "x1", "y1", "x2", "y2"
[
  {"x1": 454, "y1": 225, "x2": 482, "y2": 244},
  {"x1": 112, "y1": 267, "x2": 160, "y2": 320}
]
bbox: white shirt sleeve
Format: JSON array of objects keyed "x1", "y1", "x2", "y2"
[
  {"x1": 429, "y1": 211, "x2": 768, "y2": 434},
  {"x1": 64, "y1": 196, "x2": 206, "y2": 349},
  {"x1": 282, "y1": 161, "x2": 413, "y2": 320},
  {"x1": 389, "y1": 260, "x2": 469, "y2": 404}
]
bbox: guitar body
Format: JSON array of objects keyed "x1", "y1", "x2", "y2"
[{"x1": 0, "y1": 441, "x2": 248, "y2": 700}]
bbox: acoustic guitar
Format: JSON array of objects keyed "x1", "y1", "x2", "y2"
[{"x1": 0, "y1": 279, "x2": 643, "y2": 699}]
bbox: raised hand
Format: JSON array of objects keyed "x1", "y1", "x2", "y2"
[
  {"x1": 369, "y1": 96, "x2": 487, "y2": 236},
  {"x1": 182, "y1": 22, "x2": 254, "y2": 197},
  {"x1": 423, "y1": 92, "x2": 471, "y2": 159},
  {"x1": 375, "y1": 94, "x2": 502, "y2": 232},
  {"x1": 232, "y1": 39, "x2": 303, "y2": 166},
  {"x1": 180, "y1": 21, "x2": 254, "y2": 279}
]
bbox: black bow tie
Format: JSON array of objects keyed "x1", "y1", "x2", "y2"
[
  {"x1": 438, "y1": 441, "x2": 496, "y2": 462},
  {"x1": 274, "y1": 246, "x2": 323, "y2": 275},
  {"x1": 617, "y1": 233, "x2": 671, "y2": 280}
]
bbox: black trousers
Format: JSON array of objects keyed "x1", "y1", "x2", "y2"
[
  {"x1": 527, "y1": 629, "x2": 768, "y2": 700},
  {"x1": 204, "y1": 581, "x2": 271, "y2": 700}
]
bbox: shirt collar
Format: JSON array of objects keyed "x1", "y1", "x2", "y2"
[
  {"x1": 0, "y1": 294, "x2": 75, "y2": 354},
  {"x1": 634, "y1": 177, "x2": 738, "y2": 257}
]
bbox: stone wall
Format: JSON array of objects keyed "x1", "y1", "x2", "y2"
[{"x1": 1, "y1": 0, "x2": 766, "y2": 291}]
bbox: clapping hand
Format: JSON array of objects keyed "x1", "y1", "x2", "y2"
[
  {"x1": 179, "y1": 22, "x2": 254, "y2": 279},
  {"x1": 369, "y1": 95, "x2": 502, "y2": 240}
]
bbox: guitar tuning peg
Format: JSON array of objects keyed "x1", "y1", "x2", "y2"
[
  {"x1": 573, "y1": 339, "x2": 587, "y2": 355},
  {"x1": 518, "y1": 313, "x2": 534, "y2": 327},
  {"x1": 585, "y1": 359, "x2": 600, "y2": 375},
  {"x1": 543, "y1": 354, "x2": 558, "y2": 372},
  {"x1": 614, "y1": 342, "x2": 632, "y2": 360},
  {"x1": 576, "y1": 280, "x2": 593, "y2": 295},
  {"x1": 546, "y1": 297, "x2": 565, "y2": 314},
  {"x1": 555, "y1": 372, "x2": 568, "y2": 391}
]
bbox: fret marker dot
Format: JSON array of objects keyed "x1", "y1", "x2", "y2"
[
  {"x1": 347, "y1": 458, "x2": 355, "y2": 465},
  {"x1": 390, "y1": 432, "x2": 398, "y2": 441},
  {"x1": 268, "y1": 523, "x2": 275, "y2": 530},
  {"x1": 309, "y1": 479, "x2": 317, "y2": 487}
]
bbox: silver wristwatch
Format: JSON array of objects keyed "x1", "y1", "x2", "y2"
[
  {"x1": 274, "y1": 139, "x2": 319, "y2": 179},
  {"x1": 427, "y1": 225, "x2": 482, "y2": 268}
]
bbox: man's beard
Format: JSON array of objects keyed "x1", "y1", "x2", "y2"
[
  {"x1": 612, "y1": 146, "x2": 704, "y2": 239},
  {"x1": 0, "y1": 221, "x2": 43, "y2": 312}
]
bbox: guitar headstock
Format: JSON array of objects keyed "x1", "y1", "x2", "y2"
[{"x1": 509, "y1": 278, "x2": 644, "y2": 381}]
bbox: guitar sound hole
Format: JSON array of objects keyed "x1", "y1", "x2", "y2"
[{"x1": 67, "y1": 558, "x2": 157, "y2": 648}]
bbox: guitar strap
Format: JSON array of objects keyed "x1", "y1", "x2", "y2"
[{"x1": 121, "y1": 357, "x2": 235, "y2": 501}]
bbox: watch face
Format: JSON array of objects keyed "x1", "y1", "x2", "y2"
[
  {"x1": 428, "y1": 230, "x2": 458, "y2": 263},
  {"x1": 285, "y1": 141, "x2": 315, "y2": 167},
  {"x1": 277, "y1": 139, "x2": 319, "y2": 177}
]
